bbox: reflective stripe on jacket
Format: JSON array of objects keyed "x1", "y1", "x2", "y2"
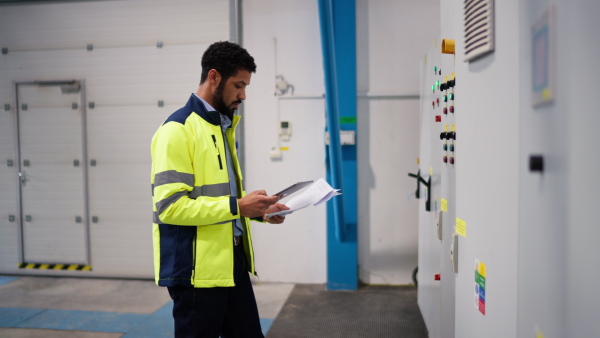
[{"x1": 150, "y1": 94, "x2": 255, "y2": 288}]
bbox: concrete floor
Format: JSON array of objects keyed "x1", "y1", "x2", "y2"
[{"x1": 0, "y1": 275, "x2": 294, "y2": 337}]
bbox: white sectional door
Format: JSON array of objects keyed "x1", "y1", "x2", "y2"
[{"x1": 16, "y1": 82, "x2": 89, "y2": 266}]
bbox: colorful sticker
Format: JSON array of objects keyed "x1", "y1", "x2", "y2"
[
  {"x1": 441, "y1": 198, "x2": 448, "y2": 212},
  {"x1": 475, "y1": 259, "x2": 486, "y2": 315}
]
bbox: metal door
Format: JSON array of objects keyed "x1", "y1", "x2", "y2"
[{"x1": 15, "y1": 80, "x2": 90, "y2": 266}]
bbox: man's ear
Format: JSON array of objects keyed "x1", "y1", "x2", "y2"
[{"x1": 208, "y1": 69, "x2": 221, "y2": 86}]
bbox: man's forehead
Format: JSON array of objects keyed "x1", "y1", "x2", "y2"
[{"x1": 229, "y1": 70, "x2": 252, "y2": 84}]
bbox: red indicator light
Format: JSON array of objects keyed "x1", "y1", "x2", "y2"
[
  {"x1": 443, "y1": 156, "x2": 448, "y2": 163},
  {"x1": 443, "y1": 107, "x2": 448, "y2": 114},
  {"x1": 450, "y1": 157, "x2": 455, "y2": 164},
  {"x1": 450, "y1": 106, "x2": 454, "y2": 113}
]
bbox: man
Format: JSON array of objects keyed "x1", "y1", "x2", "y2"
[{"x1": 150, "y1": 41, "x2": 288, "y2": 338}]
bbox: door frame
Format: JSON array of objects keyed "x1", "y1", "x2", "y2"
[{"x1": 13, "y1": 79, "x2": 92, "y2": 268}]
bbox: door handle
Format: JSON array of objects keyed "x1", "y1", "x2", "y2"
[{"x1": 19, "y1": 171, "x2": 28, "y2": 186}]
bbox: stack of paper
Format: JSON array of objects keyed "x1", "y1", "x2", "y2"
[{"x1": 266, "y1": 178, "x2": 341, "y2": 218}]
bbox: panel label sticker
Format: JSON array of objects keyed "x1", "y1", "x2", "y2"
[
  {"x1": 475, "y1": 259, "x2": 487, "y2": 315},
  {"x1": 456, "y1": 218, "x2": 466, "y2": 237},
  {"x1": 441, "y1": 198, "x2": 448, "y2": 212}
]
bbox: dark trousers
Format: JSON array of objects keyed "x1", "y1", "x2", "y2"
[{"x1": 167, "y1": 242, "x2": 264, "y2": 338}]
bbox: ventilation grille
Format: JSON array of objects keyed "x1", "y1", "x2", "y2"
[{"x1": 464, "y1": 0, "x2": 495, "y2": 62}]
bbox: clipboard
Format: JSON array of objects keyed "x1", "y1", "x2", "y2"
[{"x1": 273, "y1": 180, "x2": 313, "y2": 199}]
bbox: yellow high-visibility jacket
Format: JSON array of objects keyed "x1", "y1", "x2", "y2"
[{"x1": 150, "y1": 94, "x2": 256, "y2": 288}]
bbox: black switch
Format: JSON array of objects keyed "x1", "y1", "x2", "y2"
[
  {"x1": 529, "y1": 155, "x2": 544, "y2": 172},
  {"x1": 440, "y1": 132, "x2": 447, "y2": 140}
]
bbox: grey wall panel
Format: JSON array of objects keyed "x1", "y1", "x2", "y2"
[
  {"x1": 0, "y1": 0, "x2": 228, "y2": 51},
  {"x1": 0, "y1": 0, "x2": 229, "y2": 277}
]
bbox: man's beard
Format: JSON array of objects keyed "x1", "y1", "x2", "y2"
[{"x1": 213, "y1": 82, "x2": 241, "y2": 117}]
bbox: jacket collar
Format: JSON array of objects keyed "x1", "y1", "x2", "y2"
[{"x1": 187, "y1": 94, "x2": 221, "y2": 126}]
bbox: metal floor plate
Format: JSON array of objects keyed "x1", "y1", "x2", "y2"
[{"x1": 266, "y1": 284, "x2": 428, "y2": 338}]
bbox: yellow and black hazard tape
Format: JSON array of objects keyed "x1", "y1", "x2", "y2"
[{"x1": 18, "y1": 263, "x2": 92, "y2": 271}]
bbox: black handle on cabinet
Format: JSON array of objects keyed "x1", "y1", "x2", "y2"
[{"x1": 408, "y1": 169, "x2": 432, "y2": 212}]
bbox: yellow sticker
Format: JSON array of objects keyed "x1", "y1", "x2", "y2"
[
  {"x1": 542, "y1": 88, "x2": 551, "y2": 99},
  {"x1": 456, "y1": 217, "x2": 467, "y2": 237},
  {"x1": 452, "y1": 124, "x2": 456, "y2": 132},
  {"x1": 445, "y1": 75, "x2": 449, "y2": 82},
  {"x1": 280, "y1": 147, "x2": 289, "y2": 151},
  {"x1": 430, "y1": 167, "x2": 433, "y2": 175},
  {"x1": 445, "y1": 124, "x2": 449, "y2": 132},
  {"x1": 479, "y1": 261, "x2": 486, "y2": 277},
  {"x1": 451, "y1": 72, "x2": 455, "y2": 80},
  {"x1": 441, "y1": 198, "x2": 448, "y2": 212},
  {"x1": 417, "y1": 157, "x2": 420, "y2": 164}
]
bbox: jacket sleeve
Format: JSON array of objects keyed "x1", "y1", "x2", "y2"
[{"x1": 151, "y1": 121, "x2": 240, "y2": 226}]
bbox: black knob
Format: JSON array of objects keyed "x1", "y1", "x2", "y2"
[
  {"x1": 440, "y1": 83, "x2": 446, "y2": 91},
  {"x1": 440, "y1": 132, "x2": 446, "y2": 140},
  {"x1": 446, "y1": 131, "x2": 455, "y2": 140},
  {"x1": 529, "y1": 155, "x2": 544, "y2": 172}
]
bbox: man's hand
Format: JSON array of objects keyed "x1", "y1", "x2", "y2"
[
  {"x1": 264, "y1": 203, "x2": 290, "y2": 224},
  {"x1": 238, "y1": 190, "x2": 279, "y2": 218}
]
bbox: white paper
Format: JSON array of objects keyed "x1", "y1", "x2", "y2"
[{"x1": 265, "y1": 178, "x2": 341, "y2": 218}]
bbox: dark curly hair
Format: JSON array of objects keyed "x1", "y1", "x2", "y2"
[{"x1": 200, "y1": 41, "x2": 257, "y2": 84}]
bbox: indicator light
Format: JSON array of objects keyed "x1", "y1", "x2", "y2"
[
  {"x1": 436, "y1": 81, "x2": 440, "y2": 88},
  {"x1": 435, "y1": 274, "x2": 441, "y2": 281},
  {"x1": 443, "y1": 144, "x2": 448, "y2": 151},
  {"x1": 432, "y1": 85, "x2": 435, "y2": 92},
  {"x1": 450, "y1": 144, "x2": 455, "y2": 152},
  {"x1": 443, "y1": 156, "x2": 448, "y2": 163},
  {"x1": 450, "y1": 93, "x2": 454, "y2": 100},
  {"x1": 443, "y1": 95, "x2": 447, "y2": 102},
  {"x1": 432, "y1": 101, "x2": 435, "y2": 108},
  {"x1": 450, "y1": 157, "x2": 455, "y2": 165},
  {"x1": 450, "y1": 106, "x2": 454, "y2": 113},
  {"x1": 436, "y1": 98, "x2": 439, "y2": 105},
  {"x1": 435, "y1": 115, "x2": 442, "y2": 122},
  {"x1": 434, "y1": 66, "x2": 437, "y2": 73},
  {"x1": 443, "y1": 107, "x2": 448, "y2": 115}
]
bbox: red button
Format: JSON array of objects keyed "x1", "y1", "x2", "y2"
[
  {"x1": 443, "y1": 107, "x2": 448, "y2": 114},
  {"x1": 436, "y1": 98, "x2": 440, "y2": 106},
  {"x1": 443, "y1": 156, "x2": 448, "y2": 163},
  {"x1": 435, "y1": 274, "x2": 441, "y2": 281},
  {"x1": 435, "y1": 115, "x2": 442, "y2": 122},
  {"x1": 450, "y1": 106, "x2": 454, "y2": 113},
  {"x1": 450, "y1": 157, "x2": 454, "y2": 164},
  {"x1": 432, "y1": 101, "x2": 435, "y2": 108}
]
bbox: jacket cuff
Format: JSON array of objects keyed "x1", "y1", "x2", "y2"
[
  {"x1": 230, "y1": 196, "x2": 238, "y2": 216},
  {"x1": 250, "y1": 216, "x2": 264, "y2": 222}
]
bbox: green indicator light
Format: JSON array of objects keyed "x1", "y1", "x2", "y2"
[
  {"x1": 434, "y1": 66, "x2": 437, "y2": 72},
  {"x1": 443, "y1": 95, "x2": 447, "y2": 102},
  {"x1": 436, "y1": 81, "x2": 440, "y2": 87},
  {"x1": 432, "y1": 85, "x2": 435, "y2": 92},
  {"x1": 450, "y1": 93, "x2": 454, "y2": 100}
]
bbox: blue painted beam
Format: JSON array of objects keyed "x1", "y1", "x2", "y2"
[{"x1": 318, "y1": 0, "x2": 358, "y2": 291}]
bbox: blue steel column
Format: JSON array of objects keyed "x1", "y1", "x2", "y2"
[{"x1": 318, "y1": 0, "x2": 358, "y2": 290}]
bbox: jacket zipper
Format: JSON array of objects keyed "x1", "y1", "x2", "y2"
[{"x1": 211, "y1": 135, "x2": 223, "y2": 170}]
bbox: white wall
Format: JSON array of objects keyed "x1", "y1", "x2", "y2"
[
  {"x1": 242, "y1": 0, "x2": 327, "y2": 283},
  {"x1": 243, "y1": 0, "x2": 439, "y2": 285},
  {"x1": 356, "y1": 0, "x2": 440, "y2": 284}
]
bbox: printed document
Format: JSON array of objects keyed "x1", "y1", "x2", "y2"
[{"x1": 265, "y1": 178, "x2": 341, "y2": 218}]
